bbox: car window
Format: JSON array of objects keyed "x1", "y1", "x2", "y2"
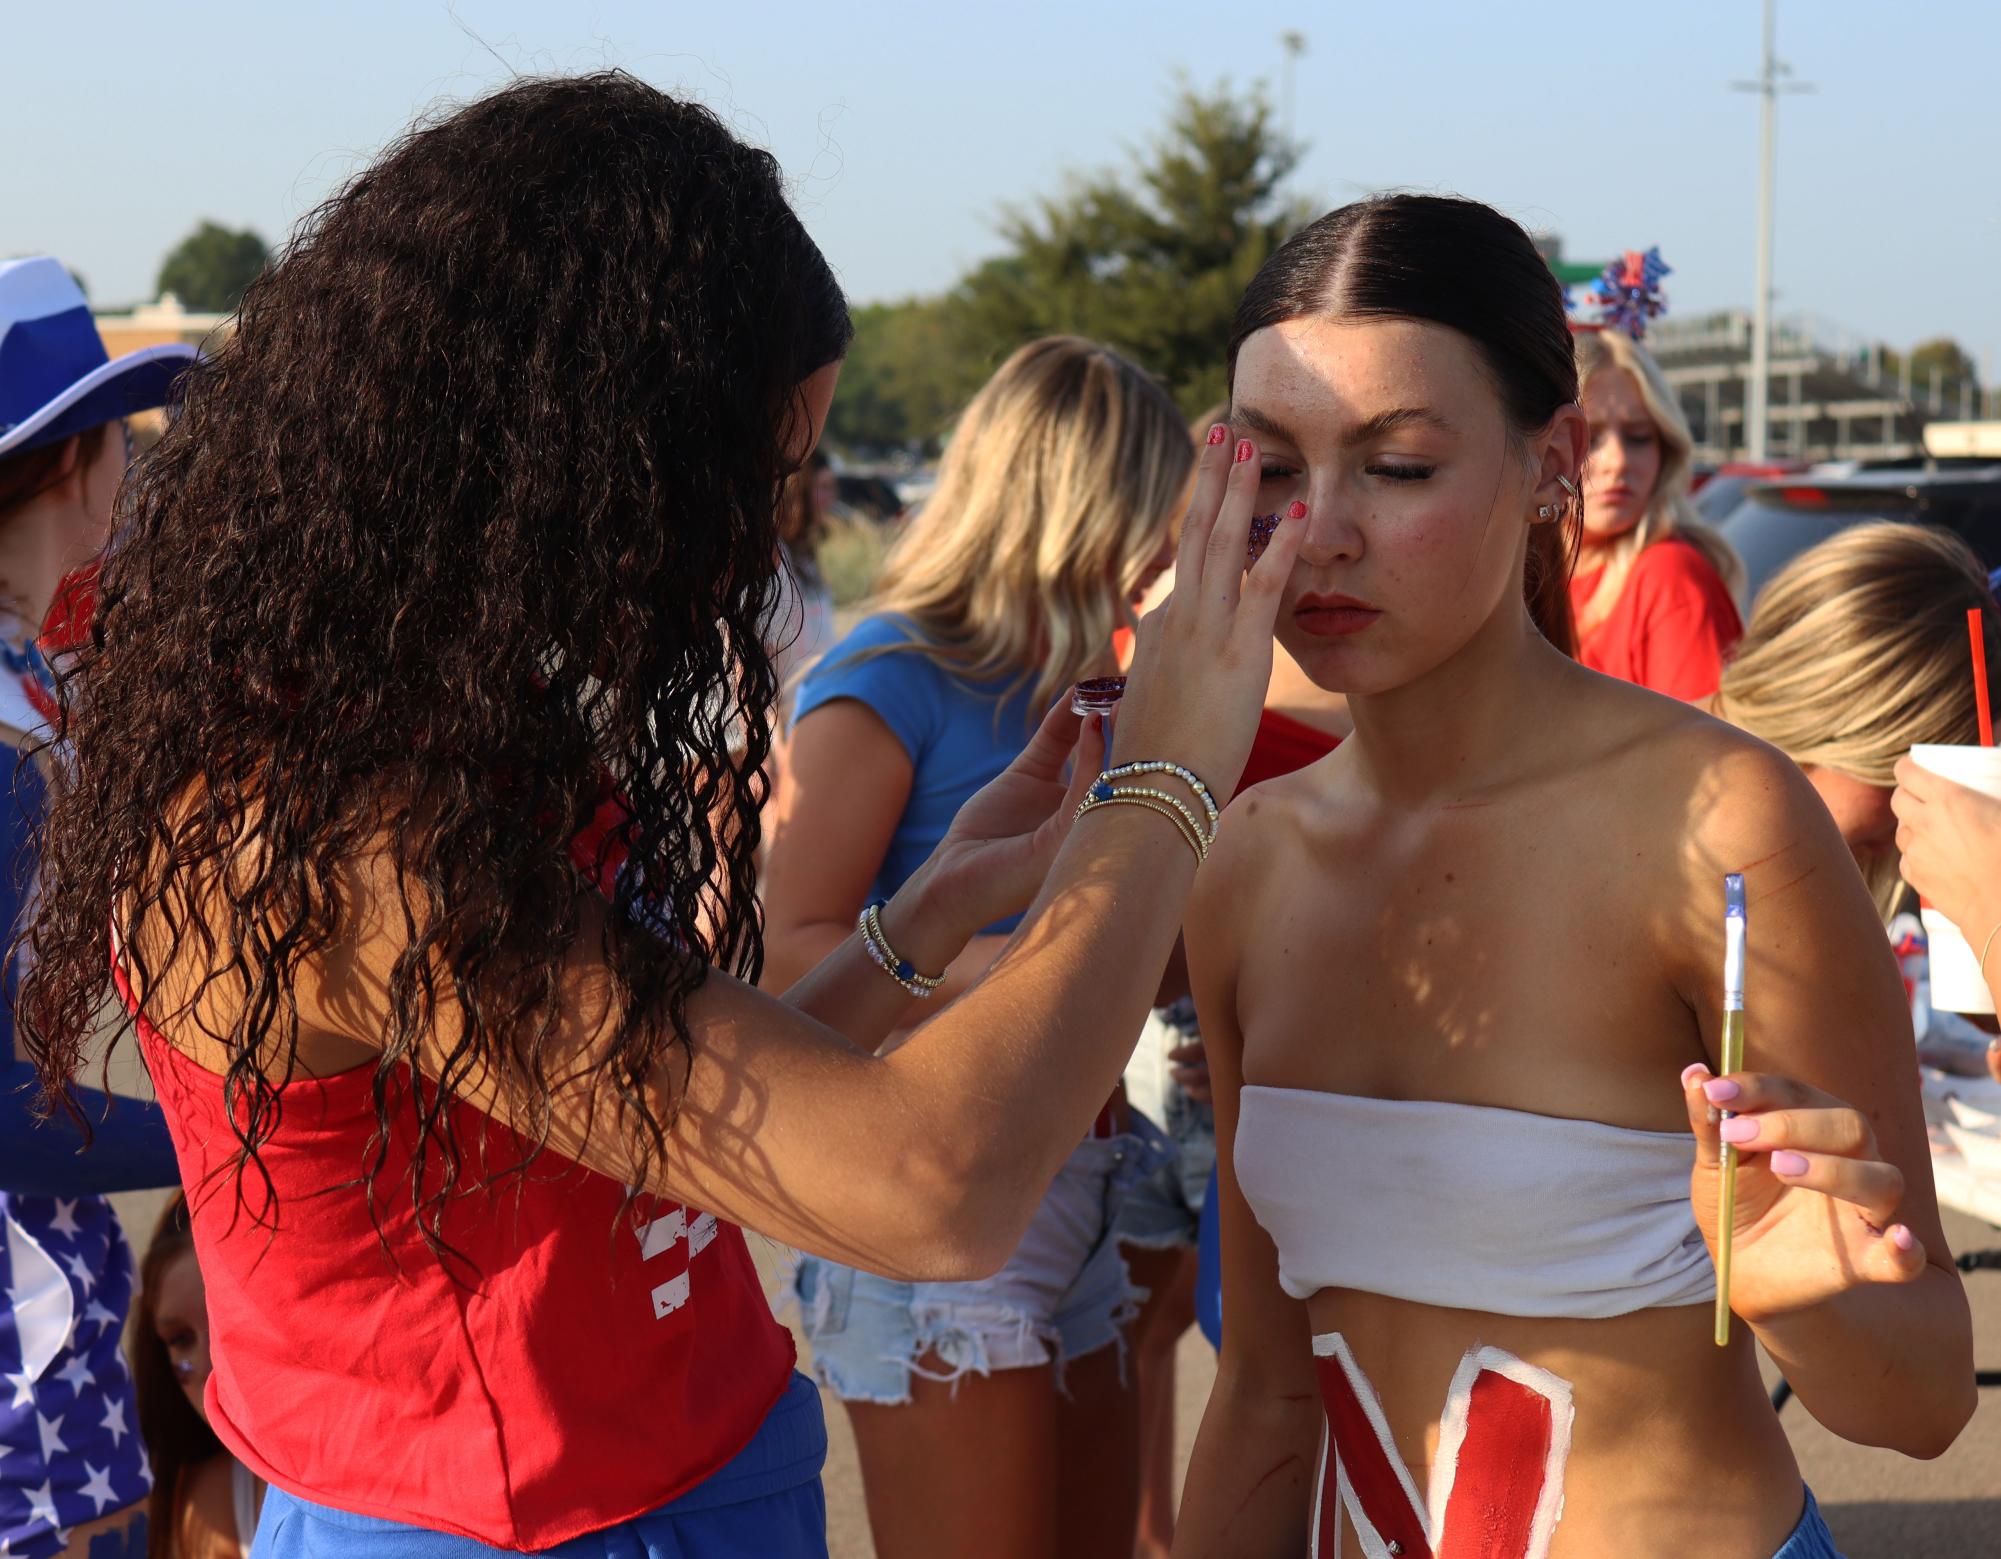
[
  {"x1": 1694, "y1": 475, "x2": 1752, "y2": 526},
  {"x1": 1926, "y1": 492, "x2": 2001, "y2": 573},
  {"x1": 1719, "y1": 498, "x2": 1901, "y2": 611}
]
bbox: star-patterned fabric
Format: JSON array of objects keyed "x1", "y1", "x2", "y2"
[{"x1": 1, "y1": 1193, "x2": 151, "y2": 1558}]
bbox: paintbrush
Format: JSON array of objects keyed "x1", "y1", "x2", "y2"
[{"x1": 1715, "y1": 873, "x2": 1747, "y2": 1347}]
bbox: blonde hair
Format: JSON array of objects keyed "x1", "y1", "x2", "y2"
[
  {"x1": 1716, "y1": 522, "x2": 2000, "y2": 917},
  {"x1": 1573, "y1": 331, "x2": 1743, "y2": 630},
  {"x1": 860, "y1": 337, "x2": 1190, "y2": 708}
]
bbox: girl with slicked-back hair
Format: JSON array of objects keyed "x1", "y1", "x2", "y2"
[
  {"x1": 1174, "y1": 194, "x2": 1969, "y2": 1558},
  {"x1": 18, "y1": 72, "x2": 1309, "y2": 1557}
]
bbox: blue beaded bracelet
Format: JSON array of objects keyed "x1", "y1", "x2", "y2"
[{"x1": 858, "y1": 901, "x2": 946, "y2": 998}]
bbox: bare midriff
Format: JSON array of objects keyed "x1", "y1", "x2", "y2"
[{"x1": 1305, "y1": 1289, "x2": 1804, "y2": 1559}]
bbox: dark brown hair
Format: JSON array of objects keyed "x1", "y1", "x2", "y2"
[
  {"x1": 20, "y1": 72, "x2": 852, "y2": 1247},
  {"x1": 776, "y1": 448, "x2": 832, "y2": 586},
  {"x1": 1227, "y1": 194, "x2": 1580, "y2": 654},
  {"x1": 0, "y1": 426, "x2": 111, "y2": 524},
  {"x1": 129, "y1": 1196, "x2": 224, "y2": 1559}
]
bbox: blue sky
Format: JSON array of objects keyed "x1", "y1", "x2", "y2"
[{"x1": 5, "y1": 0, "x2": 1997, "y2": 366}]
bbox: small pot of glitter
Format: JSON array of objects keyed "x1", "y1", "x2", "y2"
[{"x1": 1071, "y1": 676, "x2": 1127, "y2": 718}]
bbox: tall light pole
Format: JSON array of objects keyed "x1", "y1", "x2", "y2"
[
  {"x1": 1280, "y1": 31, "x2": 1307, "y2": 150},
  {"x1": 1732, "y1": 0, "x2": 1811, "y2": 461}
]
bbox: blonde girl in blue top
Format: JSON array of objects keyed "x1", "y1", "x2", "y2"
[{"x1": 763, "y1": 336, "x2": 1190, "y2": 1559}]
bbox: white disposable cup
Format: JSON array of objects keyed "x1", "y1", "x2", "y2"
[{"x1": 1910, "y1": 742, "x2": 2001, "y2": 1014}]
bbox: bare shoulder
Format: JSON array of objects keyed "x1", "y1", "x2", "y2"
[
  {"x1": 1572, "y1": 672, "x2": 1879, "y2": 991},
  {"x1": 1590, "y1": 682, "x2": 1831, "y2": 869},
  {"x1": 1191, "y1": 752, "x2": 1348, "y2": 950}
]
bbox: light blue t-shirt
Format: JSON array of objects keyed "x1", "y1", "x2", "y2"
[{"x1": 793, "y1": 615, "x2": 1041, "y2": 934}]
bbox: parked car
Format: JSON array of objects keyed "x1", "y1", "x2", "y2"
[
  {"x1": 835, "y1": 473, "x2": 906, "y2": 523},
  {"x1": 1719, "y1": 466, "x2": 2001, "y2": 609},
  {"x1": 1692, "y1": 460, "x2": 1813, "y2": 529}
]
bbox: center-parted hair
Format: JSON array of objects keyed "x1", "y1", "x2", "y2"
[
  {"x1": 19, "y1": 72, "x2": 852, "y2": 1246},
  {"x1": 858, "y1": 336, "x2": 1192, "y2": 709},
  {"x1": 1227, "y1": 194, "x2": 1581, "y2": 655}
]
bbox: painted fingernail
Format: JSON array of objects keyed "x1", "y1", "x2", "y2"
[
  {"x1": 1207, "y1": 423, "x2": 1228, "y2": 446},
  {"x1": 1719, "y1": 1116, "x2": 1760, "y2": 1144},
  {"x1": 1235, "y1": 438, "x2": 1254, "y2": 464},
  {"x1": 1680, "y1": 1063, "x2": 1710, "y2": 1087},
  {"x1": 1771, "y1": 1151, "x2": 1810, "y2": 1177},
  {"x1": 1702, "y1": 1078, "x2": 1741, "y2": 1105},
  {"x1": 1287, "y1": 500, "x2": 1308, "y2": 520},
  {"x1": 1892, "y1": 1226, "x2": 1916, "y2": 1252}
]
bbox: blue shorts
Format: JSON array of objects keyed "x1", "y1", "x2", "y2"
[
  {"x1": 248, "y1": 1372, "x2": 828, "y2": 1558},
  {"x1": 791, "y1": 1131, "x2": 1155, "y2": 1404},
  {"x1": 1772, "y1": 1487, "x2": 1844, "y2": 1558}
]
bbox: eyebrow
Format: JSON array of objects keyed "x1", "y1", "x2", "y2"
[{"x1": 1230, "y1": 403, "x2": 1456, "y2": 447}]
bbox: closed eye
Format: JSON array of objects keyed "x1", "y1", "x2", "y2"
[{"x1": 1368, "y1": 464, "x2": 1435, "y2": 482}]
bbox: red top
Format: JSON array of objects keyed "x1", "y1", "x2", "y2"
[
  {"x1": 1569, "y1": 537, "x2": 1743, "y2": 702},
  {"x1": 1236, "y1": 706, "x2": 1341, "y2": 796},
  {"x1": 123, "y1": 971, "x2": 795, "y2": 1550}
]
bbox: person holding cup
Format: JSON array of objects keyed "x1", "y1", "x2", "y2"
[
  {"x1": 1896, "y1": 733, "x2": 2001, "y2": 1063},
  {"x1": 1714, "y1": 523, "x2": 1999, "y2": 924}
]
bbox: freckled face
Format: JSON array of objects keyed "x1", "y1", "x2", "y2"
[{"x1": 1231, "y1": 316, "x2": 1538, "y2": 695}]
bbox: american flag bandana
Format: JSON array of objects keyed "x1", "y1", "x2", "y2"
[{"x1": 1, "y1": 1194, "x2": 153, "y2": 1556}]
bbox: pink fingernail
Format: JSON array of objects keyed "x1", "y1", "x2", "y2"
[
  {"x1": 1287, "y1": 500, "x2": 1307, "y2": 520},
  {"x1": 1719, "y1": 1116, "x2": 1760, "y2": 1144},
  {"x1": 1235, "y1": 439, "x2": 1254, "y2": 464},
  {"x1": 1892, "y1": 1226, "x2": 1916, "y2": 1252},
  {"x1": 1702, "y1": 1078, "x2": 1741, "y2": 1105},
  {"x1": 1207, "y1": 423, "x2": 1228, "y2": 446},
  {"x1": 1771, "y1": 1151, "x2": 1809, "y2": 1177},
  {"x1": 1680, "y1": 1063, "x2": 1710, "y2": 1087}
]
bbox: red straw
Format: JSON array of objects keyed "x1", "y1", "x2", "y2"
[{"x1": 1970, "y1": 607, "x2": 1994, "y2": 747}]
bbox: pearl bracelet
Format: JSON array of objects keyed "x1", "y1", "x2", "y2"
[
  {"x1": 1095, "y1": 760, "x2": 1219, "y2": 842},
  {"x1": 858, "y1": 900, "x2": 946, "y2": 999}
]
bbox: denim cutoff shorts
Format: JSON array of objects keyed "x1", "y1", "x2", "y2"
[
  {"x1": 1116, "y1": 1003, "x2": 1217, "y2": 1251},
  {"x1": 790, "y1": 1129, "x2": 1160, "y2": 1404}
]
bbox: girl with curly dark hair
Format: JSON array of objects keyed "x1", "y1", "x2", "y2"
[{"x1": 17, "y1": 73, "x2": 1304, "y2": 1557}]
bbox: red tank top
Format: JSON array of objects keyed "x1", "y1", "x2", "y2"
[
  {"x1": 1569, "y1": 537, "x2": 1743, "y2": 702},
  {"x1": 1234, "y1": 706, "x2": 1341, "y2": 796},
  {"x1": 122, "y1": 967, "x2": 795, "y2": 1549}
]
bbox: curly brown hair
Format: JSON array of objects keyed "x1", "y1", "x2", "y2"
[{"x1": 18, "y1": 72, "x2": 851, "y2": 1247}]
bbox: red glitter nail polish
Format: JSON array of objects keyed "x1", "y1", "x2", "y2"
[
  {"x1": 1235, "y1": 439, "x2": 1254, "y2": 463},
  {"x1": 1207, "y1": 424, "x2": 1228, "y2": 446},
  {"x1": 1287, "y1": 500, "x2": 1307, "y2": 520}
]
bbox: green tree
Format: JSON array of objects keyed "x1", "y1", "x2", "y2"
[
  {"x1": 1882, "y1": 338, "x2": 1983, "y2": 408},
  {"x1": 946, "y1": 79, "x2": 1308, "y2": 418},
  {"x1": 823, "y1": 298, "x2": 977, "y2": 455},
  {"x1": 155, "y1": 221, "x2": 269, "y2": 313}
]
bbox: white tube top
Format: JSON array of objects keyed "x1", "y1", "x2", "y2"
[{"x1": 1234, "y1": 1086, "x2": 1715, "y2": 1319}]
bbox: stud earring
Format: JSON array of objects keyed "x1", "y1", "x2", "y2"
[{"x1": 1536, "y1": 504, "x2": 1555, "y2": 521}]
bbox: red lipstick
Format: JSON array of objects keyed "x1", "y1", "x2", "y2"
[{"x1": 1293, "y1": 591, "x2": 1382, "y2": 638}]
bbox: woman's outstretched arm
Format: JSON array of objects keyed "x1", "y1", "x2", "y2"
[{"x1": 222, "y1": 431, "x2": 1311, "y2": 1282}]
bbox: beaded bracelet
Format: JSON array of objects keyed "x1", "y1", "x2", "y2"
[
  {"x1": 1085, "y1": 783, "x2": 1210, "y2": 858},
  {"x1": 857, "y1": 900, "x2": 947, "y2": 999},
  {"x1": 1096, "y1": 760, "x2": 1220, "y2": 842},
  {"x1": 1075, "y1": 788, "x2": 1208, "y2": 867}
]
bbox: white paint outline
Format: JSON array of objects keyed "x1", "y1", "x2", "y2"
[
  {"x1": 1427, "y1": 1345, "x2": 1574, "y2": 1559},
  {"x1": 1313, "y1": 1331, "x2": 1429, "y2": 1558}
]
